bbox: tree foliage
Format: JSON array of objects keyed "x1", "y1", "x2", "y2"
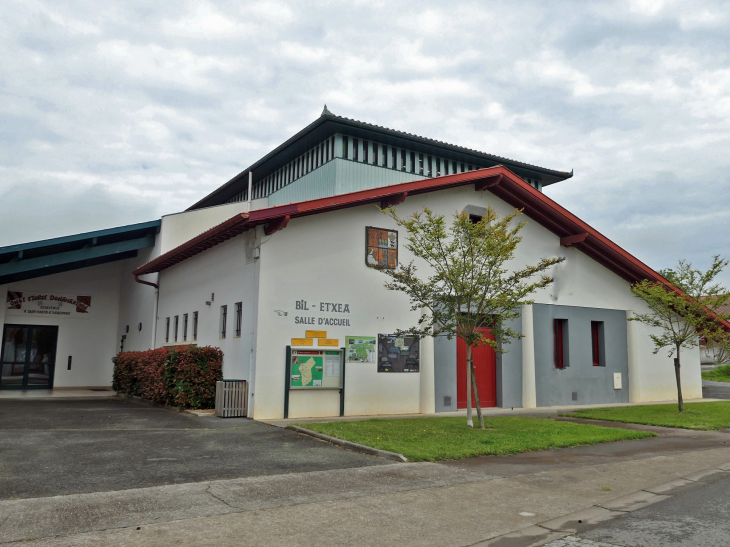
[
  {"x1": 632, "y1": 256, "x2": 730, "y2": 411},
  {"x1": 378, "y1": 205, "x2": 564, "y2": 428}
]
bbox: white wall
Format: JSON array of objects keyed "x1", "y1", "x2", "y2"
[
  {"x1": 115, "y1": 244, "x2": 161, "y2": 353},
  {"x1": 250, "y1": 184, "x2": 701, "y2": 418},
  {"x1": 155, "y1": 229, "x2": 260, "y2": 393},
  {"x1": 159, "y1": 199, "x2": 267, "y2": 254},
  {"x1": 1, "y1": 261, "x2": 125, "y2": 387}
]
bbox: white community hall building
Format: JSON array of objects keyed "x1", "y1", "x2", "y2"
[{"x1": 0, "y1": 108, "x2": 705, "y2": 419}]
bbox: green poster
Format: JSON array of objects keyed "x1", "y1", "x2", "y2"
[
  {"x1": 346, "y1": 336, "x2": 377, "y2": 363},
  {"x1": 290, "y1": 353, "x2": 324, "y2": 387}
]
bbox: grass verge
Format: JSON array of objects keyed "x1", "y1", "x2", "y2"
[
  {"x1": 565, "y1": 401, "x2": 730, "y2": 431},
  {"x1": 702, "y1": 365, "x2": 730, "y2": 382},
  {"x1": 294, "y1": 416, "x2": 654, "y2": 462}
]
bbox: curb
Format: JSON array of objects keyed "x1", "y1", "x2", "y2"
[{"x1": 286, "y1": 425, "x2": 408, "y2": 462}]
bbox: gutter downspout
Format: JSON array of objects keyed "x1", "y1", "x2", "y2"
[{"x1": 134, "y1": 274, "x2": 160, "y2": 349}]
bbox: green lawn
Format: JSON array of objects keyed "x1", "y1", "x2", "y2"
[
  {"x1": 294, "y1": 416, "x2": 655, "y2": 462},
  {"x1": 566, "y1": 401, "x2": 730, "y2": 431},
  {"x1": 702, "y1": 365, "x2": 730, "y2": 382}
]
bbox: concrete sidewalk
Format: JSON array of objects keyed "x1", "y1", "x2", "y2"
[{"x1": 3, "y1": 425, "x2": 730, "y2": 546}]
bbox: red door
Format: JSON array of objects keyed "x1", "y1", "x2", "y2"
[{"x1": 457, "y1": 328, "x2": 497, "y2": 408}]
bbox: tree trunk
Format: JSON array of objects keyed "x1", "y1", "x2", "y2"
[
  {"x1": 466, "y1": 344, "x2": 473, "y2": 428},
  {"x1": 675, "y1": 343, "x2": 684, "y2": 412},
  {"x1": 469, "y1": 345, "x2": 485, "y2": 429}
]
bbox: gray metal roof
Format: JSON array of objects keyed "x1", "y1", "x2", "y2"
[
  {"x1": 188, "y1": 108, "x2": 573, "y2": 210},
  {"x1": 0, "y1": 220, "x2": 161, "y2": 285}
]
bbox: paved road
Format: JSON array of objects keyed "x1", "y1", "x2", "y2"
[
  {"x1": 702, "y1": 379, "x2": 730, "y2": 400},
  {"x1": 0, "y1": 397, "x2": 381, "y2": 499},
  {"x1": 569, "y1": 471, "x2": 730, "y2": 547}
]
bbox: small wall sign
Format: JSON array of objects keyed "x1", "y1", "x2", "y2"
[{"x1": 366, "y1": 227, "x2": 398, "y2": 269}]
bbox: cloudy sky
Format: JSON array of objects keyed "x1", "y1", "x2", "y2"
[{"x1": 2, "y1": 0, "x2": 729, "y2": 278}]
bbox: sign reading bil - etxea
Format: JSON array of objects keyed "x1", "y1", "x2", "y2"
[{"x1": 6, "y1": 291, "x2": 92, "y2": 319}]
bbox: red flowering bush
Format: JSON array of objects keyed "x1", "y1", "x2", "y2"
[{"x1": 112, "y1": 346, "x2": 223, "y2": 409}]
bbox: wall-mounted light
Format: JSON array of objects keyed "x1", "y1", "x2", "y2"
[{"x1": 138, "y1": 323, "x2": 143, "y2": 332}]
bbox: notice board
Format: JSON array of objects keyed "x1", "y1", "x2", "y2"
[{"x1": 290, "y1": 349, "x2": 342, "y2": 389}]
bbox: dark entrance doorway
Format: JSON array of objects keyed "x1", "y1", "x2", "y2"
[
  {"x1": 456, "y1": 328, "x2": 497, "y2": 408},
  {"x1": 1, "y1": 324, "x2": 58, "y2": 389}
]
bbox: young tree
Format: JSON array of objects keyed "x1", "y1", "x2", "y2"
[
  {"x1": 378, "y1": 205, "x2": 564, "y2": 428},
  {"x1": 631, "y1": 256, "x2": 730, "y2": 412}
]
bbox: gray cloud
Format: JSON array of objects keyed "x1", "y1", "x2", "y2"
[{"x1": 1, "y1": 0, "x2": 730, "y2": 281}]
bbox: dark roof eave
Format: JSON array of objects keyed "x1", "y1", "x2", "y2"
[{"x1": 186, "y1": 113, "x2": 572, "y2": 210}]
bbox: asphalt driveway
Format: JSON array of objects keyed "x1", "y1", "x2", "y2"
[{"x1": 0, "y1": 397, "x2": 381, "y2": 500}]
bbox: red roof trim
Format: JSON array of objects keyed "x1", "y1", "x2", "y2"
[{"x1": 132, "y1": 166, "x2": 671, "y2": 291}]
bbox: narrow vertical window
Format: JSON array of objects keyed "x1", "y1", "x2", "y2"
[
  {"x1": 427, "y1": 155, "x2": 432, "y2": 176},
  {"x1": 193, "y1": 311, "x2": 198, "y2": 340},
  {"x1": 174, "y1": 316, "x2": 179, "y2": 342},
  {"x1": 362, "y1": 140, "x2": 368, "y2": 163},
  {"x1": 382, "y1": 144, "x2": 387, "y2": 167},
  {"x1": 183, "y1": 313, "x2": 188, "y2": 342},
  {"x1": 453, "y1": 161, "x2": 457, "y2": 174},
  {"x1": 401, "y1": 149, "x2": 407, "y2": 171},
  {"x1": 326, "y1": 140, "x2": 330, "y2": 162},
  {"x1": 418, "y1": 153, "x2": 424, "y2": 175},
  {"x1": 435, "y1": 157, "x2": 441, "y2": 176},
  {"x1": 460, "y1": 162, "x2": 465, "y2": 173},
  {"x1": 591, "y1": 321, "x2": 604, "y2": 366},
  {"x1": 373, "y1": 141, "x2": 378, "y2": 164},
  {"x1": 392, "y1": 147, "x2": 397, "y2": 170},
  {"x1": 410, "y1": 151, "x2": 416, "y2": 173},
  {"x1": 165, "y1": 317, "x2": 170, "y2": 343},
  {"x1": 331, "y1": 136, "x2": 335, "y2": 159},
  {"x1": 554, "y1": 319, "x2": 568, "y2": 369},
  {"x1": 220, "y1": 306, "x2": 227, "y2": 339},
  {"x1": 235, "y1": 302, "x2": 242, "y2": 337},
  {"x1": 353, "y1": 138, "x2": 359, "y2": 161}
]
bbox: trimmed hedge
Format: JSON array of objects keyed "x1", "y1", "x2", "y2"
[{"x1": 112, "y1": 345, "x2": 223, "y2": 409}]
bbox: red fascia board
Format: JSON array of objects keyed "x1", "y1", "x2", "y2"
[
  {"x1": 134, "y1": 166, "x2": 730, "y2": 331},
  {"x1": 133, "y1": 213, "x2": 250, "y2": 276}
]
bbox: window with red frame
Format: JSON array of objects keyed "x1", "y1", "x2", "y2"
[
  {"x1": 554, "y1": 319, "x2": 568, "y2": 369},
  {"x1": 591, "y1": 321, "x2": 604, "y2": 366}
]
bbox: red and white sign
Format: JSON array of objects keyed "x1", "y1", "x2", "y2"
[{"x1": 6, "y1": 291, "x2": 92, "y2": 319}]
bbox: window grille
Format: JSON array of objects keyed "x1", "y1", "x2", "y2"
[
  {"x1": 183, "y1": 313, "x2": 188, "y2": 342},
  {"x1": 174, "y1": 316, "x2": 179, "y2": 342},
  {"x1": 165, "y1": 317, "x2": 170, "y2": 343},
  {"x1": 220, "y1": 305, "x2": 227, "y2": 339},
  {"x1": 193, "y1": 311, "x2": 198, "y2": 340},
  {"x1": 235, "y1": 302, "x2": 242, "y2": 337}
]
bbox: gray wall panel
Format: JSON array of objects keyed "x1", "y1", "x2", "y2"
[
  {"x1": 434, "y1": 336, "x2": 457, "y2": 412},
  {"x1": 533, "y1": 304, "x2": 629, "y2": 406},
  {"x1": 499, "y1": 315, "x2": 523, "y2": 408}
]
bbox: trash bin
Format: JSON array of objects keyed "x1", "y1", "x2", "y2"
[{"x1": 215, "y1": 380, "x2": 248, "y2": 418}]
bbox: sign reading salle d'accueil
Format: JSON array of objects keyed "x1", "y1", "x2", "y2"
[{"x1": 293, "y1": 299, "x2": 352, "y2": 327}]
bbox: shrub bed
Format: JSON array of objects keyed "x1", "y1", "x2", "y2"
[{"x1": 112, "y1": 346, "x2": 223, "y2": 409}]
